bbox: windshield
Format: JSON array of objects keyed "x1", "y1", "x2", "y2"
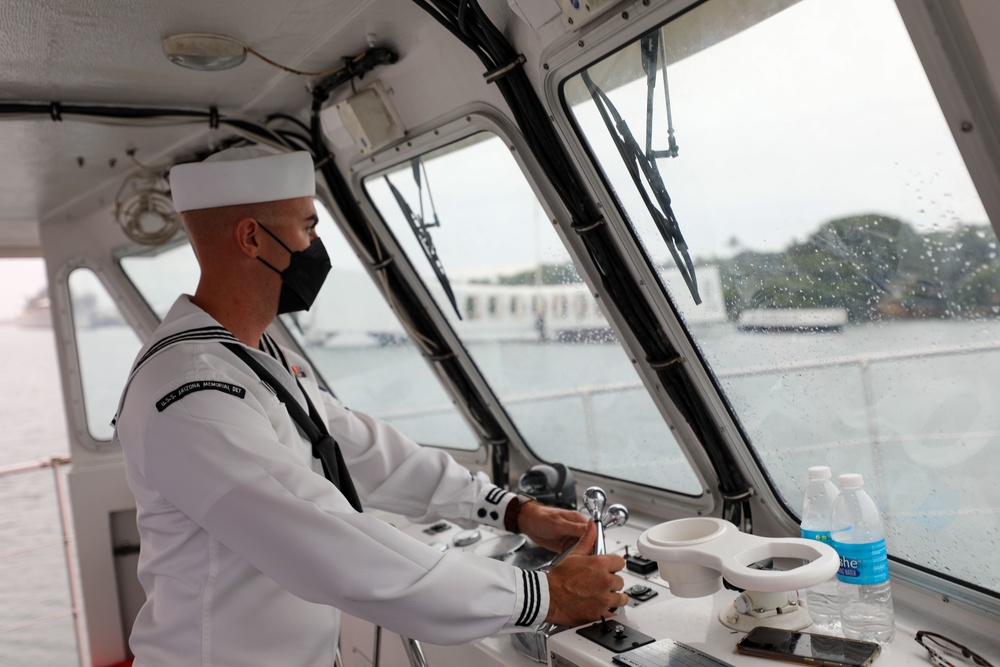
[
  {"x1": 564, "y1": 0, "x2": 999, "y2": 594},
  {"x1": 364, "y1": 130, "x2": 703, "y2": 494}
]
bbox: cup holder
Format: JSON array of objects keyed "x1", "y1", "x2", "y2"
[
  {"x1": 644, "y1": 517, "x2": 728, "y2": 547},
  {"x1": 638, "y1": 518, "x2": 838, "y2": 598}
]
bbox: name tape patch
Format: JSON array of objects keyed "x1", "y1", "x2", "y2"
[{"x1": 156, "y1": 380, "x2": 246, "y2": 412}]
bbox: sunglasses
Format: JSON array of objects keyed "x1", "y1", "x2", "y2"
[{"x1": 915, "y1": 631, "x2": 993, "y2": 667}]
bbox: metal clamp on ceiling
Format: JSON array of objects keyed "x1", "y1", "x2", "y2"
[
  {"x1": 571, "y1": 216, "x2": 606, "y2": 234},
  {"x1": 648, "y1": 355, "x2": 686, "y2": 369},
  {"x1": 50, "y1": 102, "x2": 62, "y2": 121},
  {"x1": 483, "y1": 53, "x2": 526, "y2": 84},
  {"x1": 370, "y1": 256, "x2": 395, "y2": 271},
  {"x1": 720, "y1": 488, "x2": 754, "y2": 502}
]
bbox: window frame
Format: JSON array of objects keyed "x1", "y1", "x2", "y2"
[
  {"x1": 54, "y1": 258, "x2": 140, "y2": 453},
  {"x1": 349, "y1": 106, "x2": 718, "y2": 514}
]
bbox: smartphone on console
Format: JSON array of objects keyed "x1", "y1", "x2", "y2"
[{"x1": 736, "y1": 626, "x2": 881, "y2": 667}]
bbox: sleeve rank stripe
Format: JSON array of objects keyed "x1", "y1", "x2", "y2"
[
  {"x1": 485, "y1": 488, "x2": 511, "y2": 506},
  {"x1": 516, "y1": 570, "x2": 541, "y2": 626}
]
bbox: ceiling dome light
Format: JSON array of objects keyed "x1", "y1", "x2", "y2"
[{"x1": 162, "y1": 33, "x2": 247, "y2": 71}]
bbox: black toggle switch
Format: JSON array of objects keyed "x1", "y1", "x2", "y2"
[
  {"x1": 625, "y1": 553, "x2": 657, "y2": 575},
  {"x1": 627, "y1": 584, "x2": 658, "y2": 602}
]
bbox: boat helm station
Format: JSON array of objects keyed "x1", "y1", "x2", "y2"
[{"x1": 1, "y1": 0, "x2": 999, "y2": 666}]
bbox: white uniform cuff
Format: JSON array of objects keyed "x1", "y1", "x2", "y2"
[
  {"x1": 506, "y1": 569, "x2": 548, "y2": 630},
  {"x1": 473, "y1": 486, "x2": 517, "y2": 530}
]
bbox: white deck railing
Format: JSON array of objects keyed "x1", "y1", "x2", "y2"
[{"x1": 0, "y1": 455, "x2": 85, "y2": 665}]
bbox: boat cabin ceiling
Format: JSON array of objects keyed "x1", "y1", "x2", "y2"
[
  {"x1": 3, "y1": 0, "x2": 1000, "y2": 665},
  {"x1": 0, "y1": 0, "x2": 493, "y2": 252}
]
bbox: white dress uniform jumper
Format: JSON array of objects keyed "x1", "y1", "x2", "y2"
[{"x1": 113, "y1": 295, "x2": 548, "y2": 667}]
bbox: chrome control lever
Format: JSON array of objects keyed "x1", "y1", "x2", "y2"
[
  {"x1": 583, "y1": 486, "x2": 608, "y2": 555},
  {"x1": 582, "y1": 486, "x2": 606, "y2": 521},
  {"x1": 512, "y1": 489, "x2": 630, "y2": 663},
  {"x1": 602, "y1": 503, "x2": 629, "y2": 529},
  {"x1": 541, "y1": 490, "x2": 630, "y2": 566},
  {"x1": 582, "y1": 487, "x2": 628, "y2": 556}
]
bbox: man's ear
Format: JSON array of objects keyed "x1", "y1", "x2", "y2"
[{"x1": 234, "y1": 217, "x2": 261, "y2": 258}]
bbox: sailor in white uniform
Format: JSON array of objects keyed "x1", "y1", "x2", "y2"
[{"x1": 113, "y1": 147, "x2": 628, "y2": 666}]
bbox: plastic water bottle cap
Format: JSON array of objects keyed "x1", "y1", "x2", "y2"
[
  {"x1": 839, "y1": 473, "x2": 864, "y2": 489},
  {"x1": 808, "y1": 466, "x2": 832, "y2": 481}
]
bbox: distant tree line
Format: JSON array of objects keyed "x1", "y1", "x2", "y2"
[
  {"x1": 494, "y1": 263, "x2": 582, "y2": 286},
  {"x1": 485, "y1": 213, "x2": 1000, "y2": 324},
  {"x1": 716, "y1": 214, "x2": 1000, "y2": 322}
]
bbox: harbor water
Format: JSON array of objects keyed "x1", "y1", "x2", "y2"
[{"x1": 0, "y1": 324, "x2": 75, "y2": 666}]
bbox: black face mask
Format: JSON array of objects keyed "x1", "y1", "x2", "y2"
[{"x1": 256, "y1": 222, "x2": 332, "y2": 314}]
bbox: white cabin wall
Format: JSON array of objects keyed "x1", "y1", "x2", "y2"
[
  {"x1": 38, "y1": 202, "x2": 160, "y2": 667},
  {"x1": 64, "y1": 462, "x2": 138, "y2": 667},
  {"x1": 41, "y1": 204, "x2": 159, "y2": 463},
  {"x1": 319, "y1": 0, "x2": 575, "y2": 172},
  {"x1": 322, "y1": 12, "x2": 510, "y2": 169}
]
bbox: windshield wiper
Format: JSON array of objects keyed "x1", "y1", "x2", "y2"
[
  {"x1": 641, "y1": 31, "x2": 679, "y2": 161},
  {"x1": 383, "y1": 158, "x2": 462, "y2": 319},
  {"x1": 581, "y1": 30, "x2": 701, "y2": 304}
]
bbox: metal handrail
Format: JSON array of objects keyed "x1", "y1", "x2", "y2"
[
  {"x1": 716, "y1": 338, "x2": 1000, "y2": 379},
  {"x1": 381, "y1": 336, "x2": 1000, "y2": 420},
  {"x1": 0, "y1": 454, "x2": 71, "y2": 478},
  {"x1": 0, "y1": 455, "x2": 86, "y2": 667},
  {"x1": 381, "y1": 339, "x2": 1000, "y2": 477},
  {"x1": 381, "y1": 337, "x2": 1000, "y2": 529},
  {"x1": 713, "y1": 338, "x2": 1000, "y2": 528}
]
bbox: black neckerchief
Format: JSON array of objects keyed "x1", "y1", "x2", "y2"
[{"x1": 224, "y1": 342, "x2": 362, "y2": 512}]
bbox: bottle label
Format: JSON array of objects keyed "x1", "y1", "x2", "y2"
[
  {"x1": 832, "y1": 539, "x2": 889, "y2": 585},
  {"x1": 801, "y1": 528, "x2": 831, "y2": 542}
]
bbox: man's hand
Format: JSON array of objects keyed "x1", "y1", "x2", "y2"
[
  {"x1": 544, "y1": 522, "x2": 628, "y2": 627},
  {"x1": 516, "y1": 500, "x2": 589, "y2": 554}
]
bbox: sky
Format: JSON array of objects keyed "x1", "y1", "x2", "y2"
[{"x1": 567, "y1": 0, "x2": 989, "y2": 262}]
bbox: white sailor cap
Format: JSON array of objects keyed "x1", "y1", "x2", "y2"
[{"x1": 169, "y1": 146, "x2": 316, "y2": 213}]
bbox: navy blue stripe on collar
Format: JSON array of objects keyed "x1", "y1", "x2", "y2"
[
  {"x1": 262, "y1": 333, "x2": 290, "y2": 370},
  {"x1": 135, "y1": 326, "x2": 238, "y2": 370}
]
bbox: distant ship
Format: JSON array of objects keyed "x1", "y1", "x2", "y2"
[
  {"x1": 14, "y1": 289, "x2": 52, "y2": 328},
  {"x1": 14, "y1": 288, "x2": 126, "y2": 329},
  {"x1": 737, "y1": 308, "x2": 848, "y2": 333}
]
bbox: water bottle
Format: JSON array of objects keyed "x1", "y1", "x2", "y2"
[
  {"x1": 830, "y1": 473, "x2": 895, "y2": 643},
  {"x1": 800, "y1": 466, "x2": 841, "y2": 631}
]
